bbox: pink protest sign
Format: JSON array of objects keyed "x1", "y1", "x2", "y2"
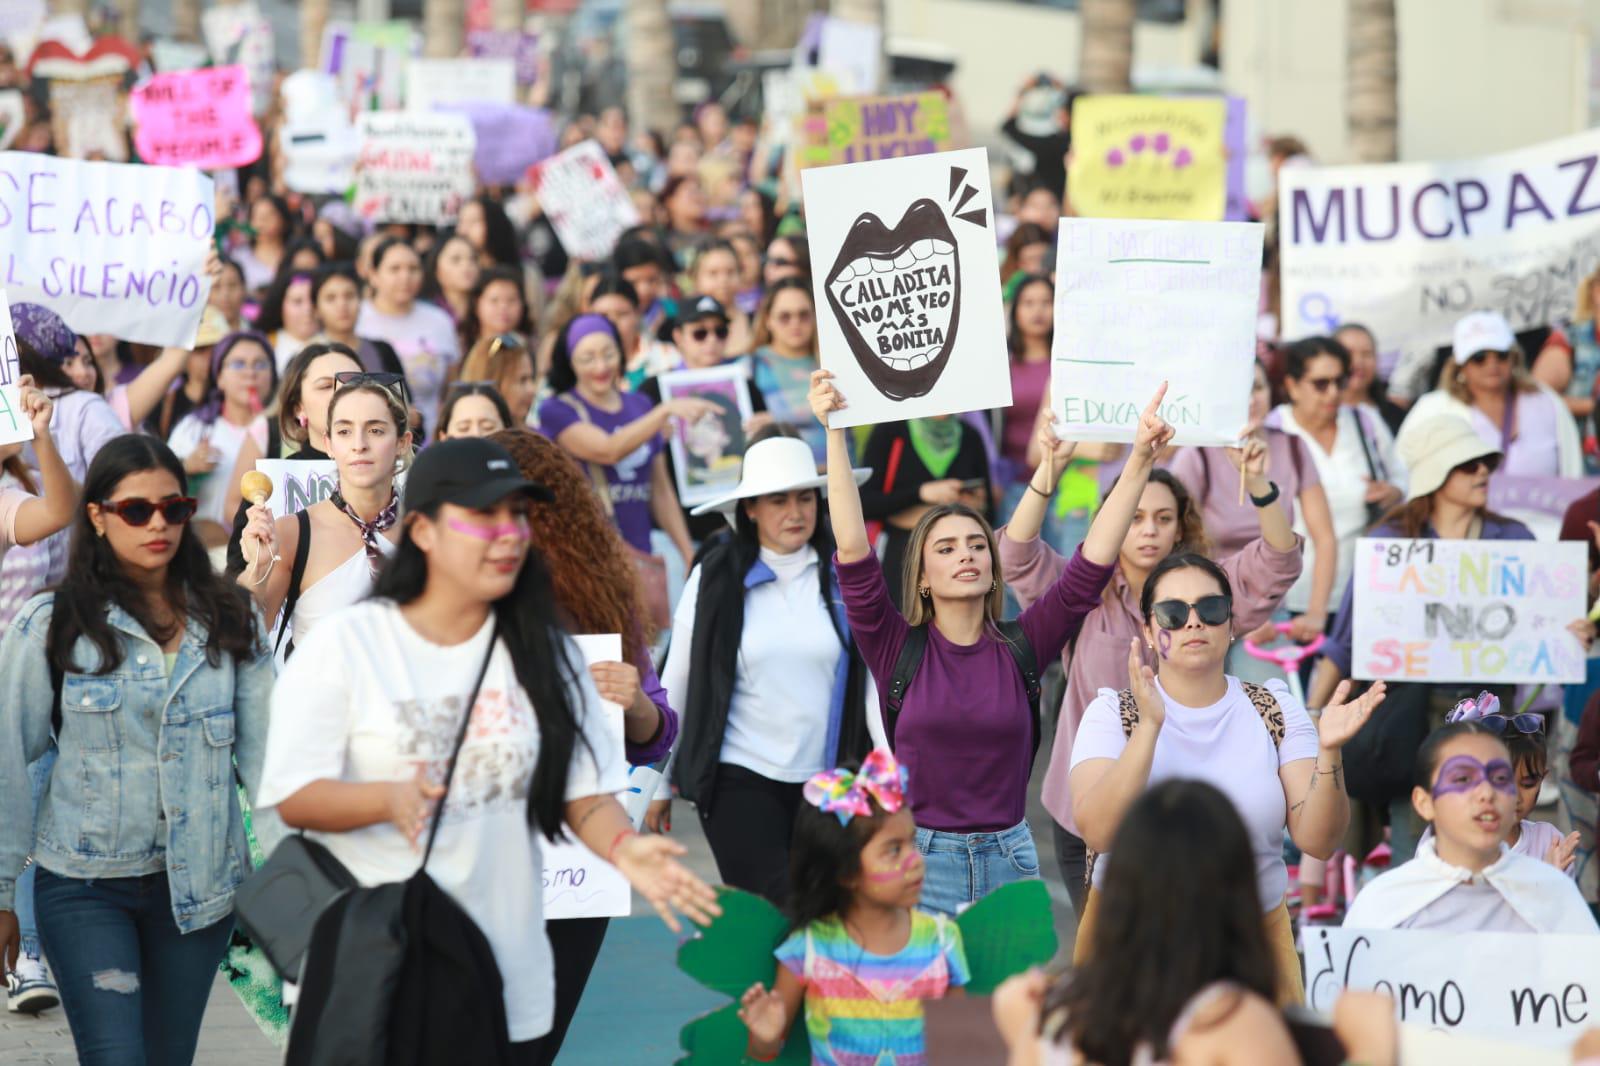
[{"x1": 131, "y1": 64, "x2": 262, "y2": 169}]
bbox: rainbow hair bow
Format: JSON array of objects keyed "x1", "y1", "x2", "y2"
[{"x1": 802, "y1": 748, "x2": 909, "y2": 825}]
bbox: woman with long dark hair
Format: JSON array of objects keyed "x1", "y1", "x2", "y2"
[
  {"x1": 311, "y1": 263, "x2": 409, "y2": 381},
  {"x1": 357, "y1": 237, "x2": 461, "y2": 427},
  {"x1": 424, "y1": 233, "x2": 482, "y2": 323},
  {"x1": 255, "y1": 268, "x2": 321, "y2": 374},
  {"x1": 665, "y1": 434, "x2": 874, "y2": 903},
  {"x1": 234, "y1": 193, "x2": 296, "y2": 293},
  {"x1": 993, "y1": 781, "x2": 1300, "y2": 1064},
  {"x1": 0, "y1": 435, "x2": 272, "y2": 1063},
  {"x1": 256, "y1": 436, "x2": 718, "y2": 1061},
  {"x1": 459, "y1": 266, "x2": 534, "y2": 356},
  {"x1": 489, "y1": 428, "x2": 680, "y2": 1065}
]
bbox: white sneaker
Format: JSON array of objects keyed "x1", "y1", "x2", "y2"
[{"x1": 5, "y1": 952, "x2": 59, "y2": 1015}]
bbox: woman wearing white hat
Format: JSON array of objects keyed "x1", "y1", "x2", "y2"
[
  {"x1": 1396, "y1": 310, "x2": 1581, "y2": 477},
  {"x1": 1310, "y1": 414, "x2": 1594, "y2": 863},
  {"x1": 663, "y1": 432, "x2": 878, "y2": 904}
]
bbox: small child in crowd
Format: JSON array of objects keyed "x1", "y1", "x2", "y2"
[{"x1": 738, "y1": 749, "x2": 969, "y2": 1065}]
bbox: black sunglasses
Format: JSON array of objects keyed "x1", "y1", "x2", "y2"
[
  {"x1": 100, "y1": 496, "x2": 199, "y2": 526},
  {"x1": 335, "y1": 370, "x2": 410, "y2": 404},
  {"x1": 1452, "y1": 455, "x2": 1501, "y2": 477},
  {"x1": 688, "y1": 324, "x2": 730, "y2": 342},
  {"x1": 1478, "y1": 712, "x2": 1545, "y2": 737},
  {"x1": 1466, "y1": 349, "x2": 1511, "y2": 366},
  {"x1": 1151, "y1": 595, "x2": 1233, "y2": 631}
]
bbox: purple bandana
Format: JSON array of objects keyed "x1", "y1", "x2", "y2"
[
  {"x1": 565, "y1": 313, "x2": 615, "y2": 355},
  {"x1": 10, "y1": 303, "x2": 77, "y2": 362}
]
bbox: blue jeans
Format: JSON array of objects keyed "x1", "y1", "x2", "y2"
[
  {"x1": 17, "y1": 746, "x2": 57, "y2": 957},
  {"x1": 913, "y1": 819, "x2": 1039, "y2": 916},
  {"x1": 34, "y1": 868, "x2": 234, "y2": 1066}
]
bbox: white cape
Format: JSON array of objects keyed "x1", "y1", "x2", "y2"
[{"x1": 1342, "y1": 839, "x2": 1598, "y2": 934}]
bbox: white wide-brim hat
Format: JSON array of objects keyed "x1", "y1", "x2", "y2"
[
  {"x1": 689, "y1": 436, "x2": 871, "y2": 516},
  {"x1": 1399, "y1": 414, "x2": 1501, "y2": 501}
]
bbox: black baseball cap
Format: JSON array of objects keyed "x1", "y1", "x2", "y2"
[
  {"x1": 403, "y1": 438, "x2": 553, "y2": 512},
  {"x1": 683, "y1": 295, "x2": 729, "y2": 326}
]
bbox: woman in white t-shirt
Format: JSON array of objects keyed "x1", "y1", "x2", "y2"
[
  {"x1": 1069, "y1": 551, "x2": 1388, "y2": 1003},
  {"x1": 166, "y1": 332, "x2": 277, "y2": 536},
  {"x1": 256, "y1": 437, "x2": 719, "y2": 1060},
  {"x1": 356, "y1": 238, "x2": 461, "y2": 432}
]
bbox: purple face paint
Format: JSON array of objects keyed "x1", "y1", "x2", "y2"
[
  {"x1": 1431, "y1": 755, "x2": 1516, "y2": 798},
  {"x1": 864, "y1": 851, "x2": 922, "y2": 884},
  {"x1": 1156, "y1": 630, "x2": 1173, "y2": 660},
  {"x1": 446, "y1": 516, "x2": 530, "y2": 543}
]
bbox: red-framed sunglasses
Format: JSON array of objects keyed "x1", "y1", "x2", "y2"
[{"x1": 99, "y1": 497, "x2": 199, "y2": 526}]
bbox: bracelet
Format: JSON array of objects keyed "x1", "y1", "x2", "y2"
[
  {"x1": 1026, "y1": 482, "x2": 1052, "y2": 500},
  {"x1": 607, "y1": 827, "x2": 638, "y2": 864},
  {"x1": 1248, "y1": 480, "x2": 1281, "y2": 508}
]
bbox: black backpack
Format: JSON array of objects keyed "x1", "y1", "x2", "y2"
[{"x1": 884, "y1": 620, "x2": 1044, "y2": 761}]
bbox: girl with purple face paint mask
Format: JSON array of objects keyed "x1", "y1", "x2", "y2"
[{"x1": 1342, "y1": 722, "x2": 1598, "y2": 934}]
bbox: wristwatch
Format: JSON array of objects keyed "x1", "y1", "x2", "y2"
[{"x1": 1249, "y1": 481, "x2": 1281, "y2": 508}]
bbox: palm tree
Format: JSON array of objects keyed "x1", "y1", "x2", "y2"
[
  {"x1": 423, "y1": 0, "x2": 465, "y2": 59},
  {"x1": 722, "y1": 0, "x2": 816, "y2": 51},
  {"x1": 626, "y1": 0, "x2": 678, "y2": 136},
  {"x1": 1347, "y1": 0, "x2": 1398, "y2": 161},
  {"x1": 300, "y1": 0, "x2": 331, "y2": 70},
  {"x1": 1079, "y1": 0, "x2": 1134, "y2": 94}
]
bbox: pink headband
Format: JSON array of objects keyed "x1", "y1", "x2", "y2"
[{"x1": 565, "y1": 313, "x2": 614, "y2": 355}]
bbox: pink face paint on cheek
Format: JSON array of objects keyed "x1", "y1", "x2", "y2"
[
  {"x1": 445, "y1": 517, "x2": 530, "y2": 542},
  {"x1": 1156, "y1": 630, "x2": 1172, "y2": 660}
]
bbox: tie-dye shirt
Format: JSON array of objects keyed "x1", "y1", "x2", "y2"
[{"x1": 775, "y1": 910, "x2": 970, "y2": 1066}]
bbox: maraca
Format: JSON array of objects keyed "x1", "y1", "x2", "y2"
[{"x1": 241, "y1": 470, "x2": 273, "y2": 506}]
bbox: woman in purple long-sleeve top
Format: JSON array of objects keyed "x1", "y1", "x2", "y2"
[
  {"x1": 492, "y1": 428, "x2": 678, "y2": 1065},
  {"x1": 809, "y1": 369, "x2": 1176, "y2": 915}
]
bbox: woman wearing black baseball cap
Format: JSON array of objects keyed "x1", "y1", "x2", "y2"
[{"x1": 257, "y1": 437, "x2": 720, "y2": 1060}]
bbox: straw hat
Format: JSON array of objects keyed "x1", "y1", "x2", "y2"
[
  {"x1": 689, "y1": 437, "x2": 869, "y2": 516},
  {"x1": 1399, "y1": 415, "x2": 1500, "y2": 501}
]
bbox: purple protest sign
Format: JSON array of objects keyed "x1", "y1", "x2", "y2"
[
  {"x1": 467, "y1": 30, "x2": 539, "y2": 86},
  {"x1": 1488, "y1": 475, "x2": 1600, "y2": 522},
  {"x1": 437, "y1": 102, "x2": 557, "y2": 186},
  {"x1": 1224, "y1": 96, "x2": 1248, "y2": 221}
]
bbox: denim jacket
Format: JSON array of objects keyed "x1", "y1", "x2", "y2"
[{"x1": 0, "y1": 593, "x2": 277, "y2": 933}]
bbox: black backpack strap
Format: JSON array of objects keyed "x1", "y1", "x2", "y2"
[
  {"x1": 49, "y1": 656, "x2": 64, "y2": 738},
  {"x1": 884, "y1": 625, "x2": 930, "y2": 752},
  {"x1": 995, "y1": 620, "x2": 1043, "y2": 761},
  {"x1": 274, "y1": 508, "x2": 312, "y2": 658}
]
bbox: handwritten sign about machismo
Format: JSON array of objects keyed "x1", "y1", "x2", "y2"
[
  {"x1": 0, "y1": 289, "x2": 33, "y2": 447},
  {"x1": 1352, "y1": 538, "x2": 1587, "y2": 685},
  {"x1": 528, "y1": 140, "x2": 640, "y2": 263},
  {"x1": 1052, "y1": 218, "x2": 1263, "y2": 446},
  {"x1": 1069, "y1": 95, "x2": 1227, "y2": 221},
  {"x1": 354, "y1": 112, "x2": 476, "y2": 225},
  {"x1": 1303, "y1": 926, "x2": 1600, "y2": 1046},
  {"x1": 1279, "y1": 127, "x2": 1600, "y2": 369},
  {"x1": 796, "y1": 91, "x2": 952, "y2": 169},
  {"x1": 0, "y1": 153, "x2": 215, "y2": 348},
  {"x1": 131, "y1": 65, "x2": 263, "y2": 170}
]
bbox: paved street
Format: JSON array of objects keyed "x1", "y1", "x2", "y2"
[{"x1": 2, "y1": 707, "x2": 1078, "y2": 1064}]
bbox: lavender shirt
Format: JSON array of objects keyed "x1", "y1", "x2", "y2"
[
  {"x1": 835, "y1": 548, "x2": 1114, "y2": 833},
  {"x1": 537, "y1": 390, "x2": 664, "y2": 554},
  {"x1": 1165, "y1": 428, "x2": 1319, "y2": 559}
]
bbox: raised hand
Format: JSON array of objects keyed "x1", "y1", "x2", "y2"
[
  {"x1": 611, "y1": 832, "x2": 722, "y2": 934},
  {"x1": 1036, "y1": 417, "x2": 1077, "y2": 482},
  {"x1": 1546, "y1": 830, "x2": 1581, "y2": 873},
  {"x1": 1317, "y1": 680, "x2": 1386, "y2": 751},
  {"x1": 665, "y1": 397, "x2": 724, "y2": 424},
  {"x1": 1223, "y1": 435, "x2": 1270, "y2": 481},
  {"x1": 16, "y1": 375, "x2": 53, "y2": 436},
  {"x1": 1128, "y1": 637, "x2": 1165, "y2": 729},
  {"x1": 808, "y1": 368, "x2": 845, "y2": 428},
  {"x1": 239, "y1": 502, "x2": 279, "y2": 586},
  {"x1": 738, "y1": 982, "x2": 789, "y2": 1045},
  {"x1": 1567, "y1": 618, "x2": 1596, "y2": 652},
  {"x1": 1132, "y1": 381, "x2": 1175, "y2": 460}
]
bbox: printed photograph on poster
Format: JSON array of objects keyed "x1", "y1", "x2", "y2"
[
  {"x1": 1351, "y1": 538, "x2": 1587, "y2": 685},
  {"x1": 658, "y1": 365, "x2": 755, "y2": 508},
  {"x1": 0, "y1": 289, "x2": 34, "y2": 447},
  {"x1": 1052, "y1": 218, "x2": 1263, "y2": 446},
  {"x1": 528, "y1": 140, "x2": 641, "y2": 263},
  {"x1": 802, "y1": 147, "x2": 1010, "y2": 428}
]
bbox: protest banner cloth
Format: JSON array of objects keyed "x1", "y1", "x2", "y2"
[
  {"x1": 0, "y1": 153, "x2": 214, "y2": 348},
  {"x1": 1068, "y1": 95, "x2": 1227, "y2": 221},
  {"x1": 354, "y1": 112, "x2": 476, "y2": 225},
  {"x1": 322, "y1": 22, "x2": 413, "y2": 114},
  {"x1": 1224, "y1": 97, "x2": 1249, "y2": 221},
  {"x1": 0, "y1": 290, "x2": 32, "y2": 447},
  {"x1": 254, "y1": 459, "x2": 338, "y2": 517},
  {"x1": 1350, "y1": 537, "x2": 1587, "y2": 685},
  {"x1": 1279, "y1": 128, "x2": 1600, "y2": 369},
  {"x1": 527, "y1": 140, "x2": 641, "y2": 262},
  {"x1": 1488, "y1": 474, "x2": 1600, "y2": 541},
  {"x1": 466, "y1": 31, "x2": 540, "y2": 86},
  {"x1": 404, "y1": 57, "x2": 515, "y2": 112},
  {"x1": 1051, "y1": 218, "x2": 1263, "y2": 446},
  {"x1": 1303, "y1": 925, "x2": 1600, "y2": 1046},
  {"x1": 544, "y1": 634, "x2": 631, "y2": 920},
  {"x1": 439, "y1": 102, "x2": 557, "y2": 187},
  {"x1": 803, "y1": 147, "x2": 1011, "y2": 429},
  {"x1": 131, "y1": 65, "x2": 263, "y2": 170},
  {"x1": 658, "y1": 364, "x2": 755, "y2": 508},
  {"x1": 796, "y1": 90, "x2": 952, "y2": 170}
]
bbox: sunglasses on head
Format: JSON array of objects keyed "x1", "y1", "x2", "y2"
[
  {"x1": 1150, "y1": 595, "x2": 1233, "y2": 631},
  {"x1": 1451, "y1": 455, "x2": 1501, "y2": 477},
  {"x1": 1467, "y1": 349, "x2": 1511, "y2": 366},
  {"x1": 335, "y1": 370, "x2": 410, "y2": 404},
  {"x1": 1477, "y1": 712, "x2": 1545, "y2": 736},
  {"x1": 688, "y1": 324, "x2": 730, "y2": 342},
  {"x1": 487, "y1": 333, "x2": 524, "y2": 358},
  {"x1": 100, "y1": 496, "x2": 199, "y2": 526}
]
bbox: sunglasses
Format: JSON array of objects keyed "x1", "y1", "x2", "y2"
[
  {"x1": 1302, "y1": 374, "x2": 1347, "y2": 393},
  {"x1": 688, "y1": 324, "x2": 730, "y2": 342},
  {"x1": 1451, "y1": 455, "x2": 1501, "y2": 477},
  {"x1": 1476, "y1": 712, "x2": 1545, "y2": 736},
  {"x1": 1150, "y1": 595, "x2": 1233, "y2": 631},
  {"x1": 222, "y1": 358, "x2": 273, "y2": 374},
  {"x1": 99, "y1": 496, "x2": 199, "y2": 526},
  {"x1": 335, "y1": 370, "x2": 410, "y2": 404},
  {"x1": 487, "y1": 332, "x2": 524, "y2": 358},
  {"x1": 1466, "y1": 349, "x2": 1511, "y2": 366},
  {"x1": 773, "y1": 309, "x2": 813, "y2": 325}
]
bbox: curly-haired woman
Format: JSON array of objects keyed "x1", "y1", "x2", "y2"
[{"x1": 488, "y1": 427, "x2": 678, "y2": 1065}]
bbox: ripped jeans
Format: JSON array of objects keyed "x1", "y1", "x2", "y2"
[{"x1": 34, "y1": 869, "x2": 233, "y2": 1066}]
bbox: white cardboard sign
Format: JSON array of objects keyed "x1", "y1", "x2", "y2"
[
  {"x1": 1052, "y1": 218, "x2": 1263, "y2": 446},
  {"x1": 253, "y1": 459, "x2": 338, "y2": 517},
  {"x1": 1350, "y1": 538, "x2": 1587, "y2": 685},
  {"x1": 0, "y1": 289, "x2": 33, "y2": 446},
  {"x1": 0, "y1": 153, "x2": 214, "y2": 349},
  {"x1": 544, "y1": 634, "x2": 631, "y2": 921},
  {"x1": 802, "y1": 147, "x2": 1010, "y2": 428},
  {"x1": 354, "y1": 111, "x2": 476, "y2": 224},
  {"x1": 1303, "y1": 925, "x2": 1600, "y2": 1046},
  {"x1": 405, "y1": 57, "x2": 516, "y2": 111},
  {"x1": 527, "y1": 140, "x2": 640, "y2": 263}
]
